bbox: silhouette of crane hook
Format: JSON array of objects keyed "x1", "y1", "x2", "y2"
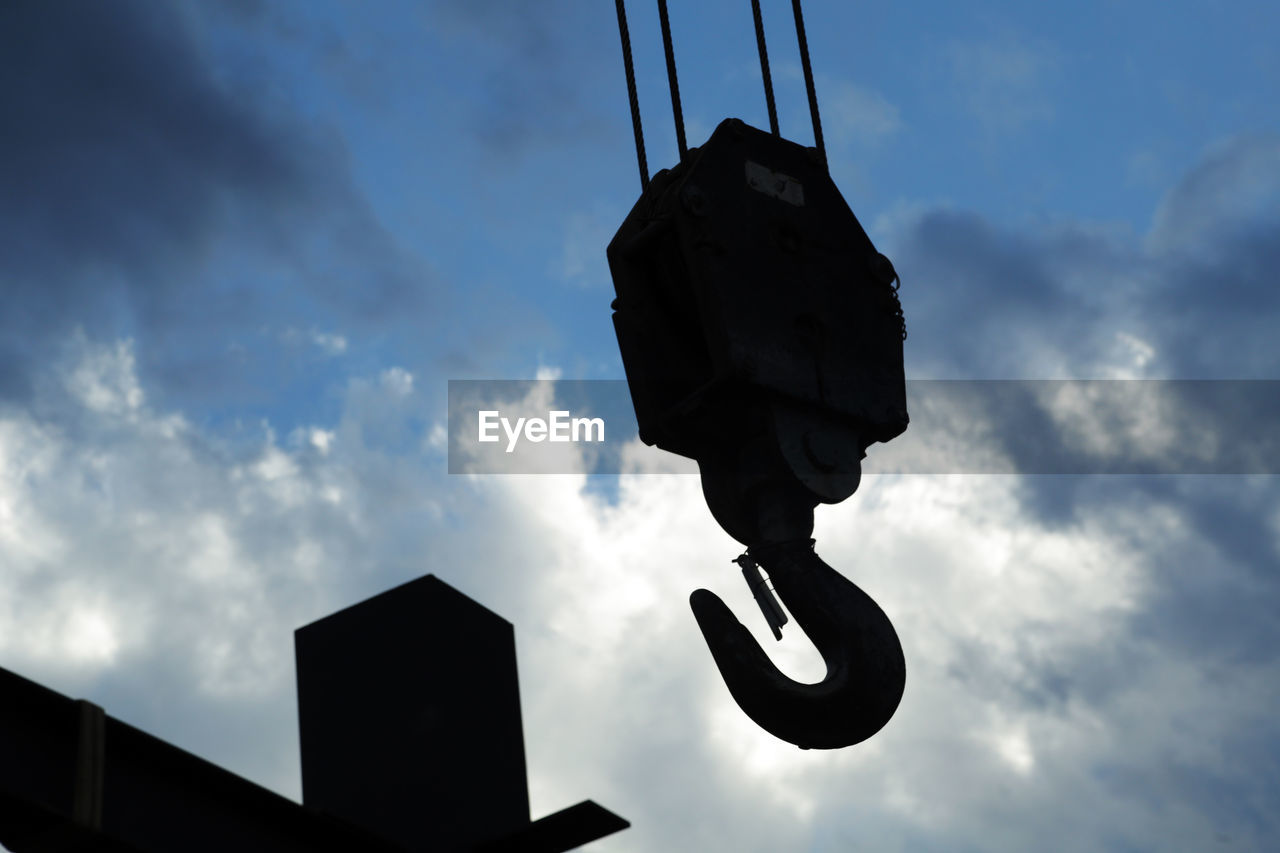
[{"x1": 689, "y1": 538, "x2": 905, "y2": 750}]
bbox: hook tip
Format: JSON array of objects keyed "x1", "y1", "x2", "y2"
[{"x1": 689, "y1": 588, "x2": 741, "y2": 638}]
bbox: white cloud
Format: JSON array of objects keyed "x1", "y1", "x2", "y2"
[
  {"x1": 35, "y1": 598, "x2": 123, "y2": 667},
  {"x1": 0, "y1": 337, "x2": 430, "y2": 789},
  {"x1": 380, "y1": 365, "x2": 414, "y2": 396},
  {"x1": 309, "y1": 427, "x2": 335, "y2": 455},
  {"x1": 3, "y1": 337, "x2": 1277, "y2": 852},
  {"x1": 279, "y1": 326, "x2": 349, "y2": 356},
  {"x1": 63, "y1": 334, "x2": 145, "y2": 417},
  {"x1": 310, "y1": 329, "x2": 348, "y2": 355}
]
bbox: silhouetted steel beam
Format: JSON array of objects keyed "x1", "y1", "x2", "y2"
[{"x1": 0, "y1": 667, "x2": 406, "y2": 853}]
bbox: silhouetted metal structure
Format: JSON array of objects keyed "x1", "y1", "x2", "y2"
[
  {"x1": 0, "y1": 575, "x2": 628, "y2": 852},
  {"x1": 610, "y1": 1, "x2": 908, "y2": 748}
]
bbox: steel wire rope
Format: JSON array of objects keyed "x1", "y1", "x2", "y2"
[
  {"x1": 614, "y1": 0, "x2": 649, "y2": 190},
  {"x1": 791, "y1": 0, "x2": 825, "y2": 168},
  {"x1": 656, "y1": 0, "x2": 688, "y2": 161},
  {"x1": 750, "y1": 0, "x2": 780, "y2": 137}
]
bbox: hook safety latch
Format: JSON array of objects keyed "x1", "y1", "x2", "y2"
[{"x1": 734, "y1": 553, "x2": 788, "y2": 641}]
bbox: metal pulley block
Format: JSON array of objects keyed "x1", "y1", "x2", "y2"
[{"x1": 608, "y1": 118, "x2": 907, "y2": 539}]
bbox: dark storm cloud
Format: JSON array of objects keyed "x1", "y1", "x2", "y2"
[
  {"x1": 892, "y1": 208, "x2": 1115, "y2": 377},
  {"x1": 881, "y1": 381, "x2": 1280, "y2": 476},
  {"x1": 875, "y1": 138, "x2": 1280, "y2": 777},
  {"x1": 893, "y1": 134, "x2": 1280, "y2": 381},
  {"x1": 879, "y1": 131, "x2": 1280, "y2": 516},
  {"x1": 3, "y1": 2, "x2": 296, "y2": 302},
  {"x1": 1145, "y1": 223, "x2": 1280, "y2": 377},
  {"x1": 0, "y1": 2, "x2": 428, "y2": 403},
  {"x1": 426, "y1": 0, "x2": 615, "y2": 157}
]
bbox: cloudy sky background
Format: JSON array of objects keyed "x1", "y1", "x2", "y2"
[{"x1": 2, "y1": 1, "x2": 1279, "y2": 850}]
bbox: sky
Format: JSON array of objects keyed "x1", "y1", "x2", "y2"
[{"x1": 1, "y1": 0, "x2": 1278, "y2": 850}]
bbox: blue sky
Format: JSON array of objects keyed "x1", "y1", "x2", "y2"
[{"x1": 2, "y1": 1, "x2": 1278, "y2": 851}]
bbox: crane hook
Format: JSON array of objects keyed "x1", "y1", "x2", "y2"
[
  {"x1": 689, "y1": 538, "x2": 905, "y2": 750},
  {"x1": 608, "y1": 0, "x2": 909, "y2": 752}
]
